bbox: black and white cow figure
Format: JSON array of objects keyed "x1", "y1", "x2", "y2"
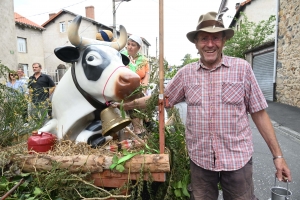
[{"x1": 38, "y1": 15, "x2": 140, "y2": 146}]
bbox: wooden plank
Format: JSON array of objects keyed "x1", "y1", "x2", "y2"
[{"x1": 91, "y1": 171, "x2": 166, "y2": 188}]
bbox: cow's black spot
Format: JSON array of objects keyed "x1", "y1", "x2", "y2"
[{"x1": 82, "y1": 46, "x2": 111, "y2": 81}]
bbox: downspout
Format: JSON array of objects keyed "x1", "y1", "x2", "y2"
[{"x1": 273, "y1": 0, "x2": 279, "y2": 101}]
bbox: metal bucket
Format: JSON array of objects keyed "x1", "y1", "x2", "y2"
[{"x1": 271, "y1": 175, "x2": 292, "y2": 200}]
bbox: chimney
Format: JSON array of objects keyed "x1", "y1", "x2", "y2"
[
  {"x1": 85, "y1": 6, "x2": 95, "y2": 20},
  {"x1": 235, "y1": 3, "x2": 240, "y2": 10},
  {"x1": 49, "y1": 13, "x2": 56, "y2": 19}
]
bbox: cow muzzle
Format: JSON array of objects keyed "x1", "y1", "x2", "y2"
[{"x1": 115, "y1": 72, "x2": 141, "y2": 100}]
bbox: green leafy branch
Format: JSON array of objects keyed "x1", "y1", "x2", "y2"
[{"x1": 109, "y1": 150, "x2": 143, "y2": 172}]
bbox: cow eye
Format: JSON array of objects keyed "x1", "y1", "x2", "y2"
[
  {"x1": 88, "y1": 56, "x2": 94, "y2": 61},
  {"x1": 85, "y1": 51, "x2": 102, "y2": 66}
]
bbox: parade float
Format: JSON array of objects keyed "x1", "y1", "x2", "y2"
[{"x1": 0, "y1": 14, "x2": 190, "y2": 200}]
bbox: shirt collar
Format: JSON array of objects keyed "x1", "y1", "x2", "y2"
[{"x1": 198, "y1": 54, "x2": 230, "y2": 70}]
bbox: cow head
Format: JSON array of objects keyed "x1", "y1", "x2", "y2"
[{"x1": 54, "y1": 15, "x2": 140, "y2": 104}]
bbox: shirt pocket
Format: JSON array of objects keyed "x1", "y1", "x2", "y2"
[
  {"x1": 185, "y1": 85, "x2": 202, "y2": 106},
  {"x1": 222, "y1": 82, "x2": 244, "y2": 105}
]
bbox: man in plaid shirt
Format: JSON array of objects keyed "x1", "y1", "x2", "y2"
[{"x1": 118, "y1": 11, "x2": 292, "y2": 200}]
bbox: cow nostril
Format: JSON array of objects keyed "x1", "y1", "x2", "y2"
[
  {"x1": 118, "y1": 74, "x2": 140, "y2": 86},
  {"x1": 119, "y1": 74, "x2": 131, "y2": 84}
]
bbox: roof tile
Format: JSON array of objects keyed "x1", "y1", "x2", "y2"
[
  {"x1": 14, "y1": 12, "x2": 44, "y2": 30},
  {"x1": 240, "y1": 0, "x2": 252, "y2": 7}
]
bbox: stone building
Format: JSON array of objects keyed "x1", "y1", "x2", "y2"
[
  {"x1": 15, "y1": 13, "x2": 45, "y2": 77},
  {"x1": 276, "y1": 0, "x2": 300, "y2": 107},
  {"x1": 0, "y1": 0, "x2": 17, "y2": 69}
]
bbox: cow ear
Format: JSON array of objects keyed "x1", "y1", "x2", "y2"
[
  {"x1": 54, "y1": 46, "x2": 80, "y2": 62},
  {"x1": 121, "y1": 53, "x2": 130, "y2": 66}
]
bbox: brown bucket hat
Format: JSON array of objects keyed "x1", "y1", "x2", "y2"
[{"x1": 186, "y1": 11, "x2": 234, "y2": 43}]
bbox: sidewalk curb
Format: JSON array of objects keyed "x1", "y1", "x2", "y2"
[{"x1": 271, "y1": 120, "x2": 300, "y2": 141}]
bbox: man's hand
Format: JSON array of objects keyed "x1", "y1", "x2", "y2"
[
  {"x1": 273, "y1": 158, "x2": 292, "y2": 182},
  {"x1": 110, "y1": 102, "x2": 120, "y2": 109}
]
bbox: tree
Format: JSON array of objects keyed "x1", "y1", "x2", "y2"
[
  {"x1": 224, "y1": 12, "x2": 276, "y2": 58},
  {"x1": 165, "y1": 54, "x2": 199, "y2": 79},
  {"x1": 180, "y1": 54, "x2": 199, "y2": 68}
]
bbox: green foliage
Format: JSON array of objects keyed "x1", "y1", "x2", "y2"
[
  {"x1": 224, "y1": 12, "x2": 276, "y2": 58},
  {"x1": 110, "y1": 149, "x2": 142, "y2": 172},
  {"x1": 180, "y1": 54, "x2": 199, "y2": 68},
  {"x1": 0, "y1": 62, "x2": 47, "y2": 147},
  {"x1": 144, "y1": 107, "x2": 190, "y2": 200},
  {"x1": 172, "y1": 174, "x2": 190, "y2": 198},
  {"x1": 0, "y1": 163, "x2": 120, "y2": 200},
  {"x1": 165, "y1": 54, "x2": 198, "y2": 80}
]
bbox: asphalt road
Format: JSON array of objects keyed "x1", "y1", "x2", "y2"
[
  {"x1": 251, "y1": 118, "x2": 300, "y2": 200},
  {"x1": 217, "y1": 118, "x2": 300, "y2": 200}
]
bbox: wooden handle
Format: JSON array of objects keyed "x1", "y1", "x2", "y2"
[{"x1": 125, "y1": 127, "x2": 146, "y2": 146}]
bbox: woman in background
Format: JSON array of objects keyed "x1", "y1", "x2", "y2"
[
  {"x1": 122, "y1": 35, "x2": 150, "y2": 88},
  {"x1": 6, "y1": 71, "x2": 24, "y2": 93},
  {"x1": 122, "y1": 35, "x2": 150, "y2": 136}
]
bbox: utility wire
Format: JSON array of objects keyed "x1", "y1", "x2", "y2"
[{"x1": 15, "y1": 0, "x2": 88, "y2": 20}]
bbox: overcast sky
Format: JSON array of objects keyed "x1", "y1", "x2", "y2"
[{"x1": 14, "y1": 0, "x2": 236, "y2": 66}]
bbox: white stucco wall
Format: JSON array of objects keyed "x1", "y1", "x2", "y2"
[
  {"x1": 241, "y1": 0, "x2": 276, "y2": 24},
  {"x1": 42, "y1": 13, "x2": 98, "y2": 74},
  {"x1": 16, "y1": 25, "x2": 44, "y2": 76},
  {"x1": 226, "y1": 0, "x2": 276, "y2": 40},
  {"x1": 0, "y1": 0, "x2": 18, "y2": 69}
]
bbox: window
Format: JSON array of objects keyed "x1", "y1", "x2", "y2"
[
  {"x1": 67, "y1": 20, "x2": 73, "y2": 30},
  {"x1": 236, "y1": 24, "x2": 239, "y2": 31},
  {"x1": 59, "y1": 21, "x2": 66, "y2": 33},
  {"x1": 17, "y1": 37, "x2": 27, "y2": 53}
]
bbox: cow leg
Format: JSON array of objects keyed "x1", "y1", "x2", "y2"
[
  {"x1": 75, "y1": 120, "x2": 102, "y2": 143},
  {"x1": 38, "y1": 119, "x2": 58, "y2": 135}
]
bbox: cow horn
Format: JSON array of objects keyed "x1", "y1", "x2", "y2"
[
  {"x1": 68, "y1": 15, "x2": 127, "y2": 51},
  {"x1": 68, "y1": 15, "x2": 83, "y2": 47},
  {"x1": 109, "y1": 25, "x2": 127, "y2": 51}
]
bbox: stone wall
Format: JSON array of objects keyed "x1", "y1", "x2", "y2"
[
  {"x1": 0, "y1": 0, "x2": 18, "y2": 69},
  {"x1": 277, "y1": 0, "x2": 300, "y2": 107}
]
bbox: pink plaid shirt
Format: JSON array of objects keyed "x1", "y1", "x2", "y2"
[{"x1": 165, "y1": 55, "x2": 267, "y2": 171}]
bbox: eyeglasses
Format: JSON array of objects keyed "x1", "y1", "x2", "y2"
[
  {"x1": 9, "y1": 74, "x2": 18, "y2": 76},
  {"x1": 197, "y1": 36, "x2": 224, "y2": 44}
]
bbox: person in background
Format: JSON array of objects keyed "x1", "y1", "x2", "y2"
[
  {"x1": 17, "y1": 67, "x2": 29, "y2": 122},
  {"x1": 28, "y1": 63, "x2": 55, "y2": 119},
  {"x1": 17, "y1": 67, "x2": 29, "y2": 94},
  {"x1": 122, "y1": 35, "x2": 150, "y2": 137},
  {"x1": 6, "y1": 71, "x2": 23, "y2": 93},
  {"x1": 115, "y1": 11, "x2": 292, "y2": 199}
]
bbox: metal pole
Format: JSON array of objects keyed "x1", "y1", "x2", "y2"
[
  {"x1": 159, "y1": 0, "x2": 165, "y2": 154},
  {"x1": 112, "y1": 0, "x2": 117, "y2": 38},
  {"x1": 156, "y1": 37, "x2": 158, "y2": 59}
]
